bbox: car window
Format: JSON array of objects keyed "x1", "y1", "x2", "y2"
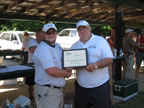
[
  {"x1": 59, "y1": 30, "x2": 70, "y2": 36},
  {"x1": 0, "y1": 33, "x2": 11, "y2": 41},
  {"x1": 70, "y1": 30, "x2": 77, "y2": 37},
  {"x1": 18, "y1": 34, "x2": 23, "y2": 42},
  {"x1": 11, "y1": 34, "x2": 17, "y2": 41}
]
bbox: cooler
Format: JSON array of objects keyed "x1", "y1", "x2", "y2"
[{"x1": 113, "y1": 79, "x2": 138, "y2": 101}]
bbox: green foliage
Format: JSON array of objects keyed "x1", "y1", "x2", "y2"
[
  {"x1": 55, "y1": 22, "x2": 111, "y2": 35},
  {"x1": 91, "y1": 25, "x2": 111, "y2": 36},
  {"x1": 0, "y1": 21, "x2": 13, "y2": 33},
  {"x1": 11, "y1": 20, "x2": 43, "y2": 32},
  {"x1": 55, "y1": 23, "x2": 75, "y2": 33},
  {"x1": 1, "y1": 24, "x2": 10, "y2": 32},
  {"x1": 0, "y1": 20, "x2": 112, "y2": 35},
  {"x1": 0, "y1": 20, "x2": 44, "y2": 33}
]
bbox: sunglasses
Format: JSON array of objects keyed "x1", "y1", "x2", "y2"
[{"x1": 45, "y1": 31, "x2": 57, "y2": 35}]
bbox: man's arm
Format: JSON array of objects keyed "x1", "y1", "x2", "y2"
[
  {"x1": 29, "y1": 46, "x2": 37, "y2": 53},
  {"x1": 86, "y1": 58, "x2": 113, "y2": 72},
  {"x1": 45, "y1": 67, "x2": 72, "y2": 78},
  {"x1": 22, "y1": 47, "x2": 25, "y2": 51},
  {"x1": 95, "y1": 58, "x2": 113, "y2": 68}
]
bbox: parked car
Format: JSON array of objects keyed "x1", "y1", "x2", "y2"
[
  {"x1": 56, "y1": 28, "x2": 79, "y2": 49},
  {"x1": 0, "y1": 31, "x2": 35, "y2": 59},
  {"x1": 0, "y1": 31, "x2": 35, "y2": 50}
]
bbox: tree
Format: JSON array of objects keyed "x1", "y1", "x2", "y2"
[
  {"x1": 0, "y1": 20, "x2": 112, "y2": 35},
  {"x1": 0, "y1": 20, "x2": 44, "y2": 33}
]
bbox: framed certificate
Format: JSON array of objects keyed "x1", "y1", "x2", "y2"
[{"x1": 62, "y1": 48, "x2": 88, "y2": 68}]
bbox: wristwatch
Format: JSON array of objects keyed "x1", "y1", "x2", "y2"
[{"x1": 94, "y1": 63, "x2": 98, "y2": 69}]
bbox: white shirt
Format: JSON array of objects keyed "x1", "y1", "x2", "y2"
[
  {"x1": 33, "y1": 41, "x2": 65, "y2": 87},
  {"x1": 28, "y1": 38, "x2": 39, "y2": 63},
  {"x1": 22, "y1": 36, "x2": 31, "y2": 52},
  {"x1": 71, "y1": 34, "x2": 113, "y2": 88}
]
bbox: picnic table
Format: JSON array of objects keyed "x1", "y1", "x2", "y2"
[
  {"x1": 0, "y1": 63, "x2": 34, "y2": 80},
  {"x1": 0, "y1": 50, "x2": 24, "y2": 56}
]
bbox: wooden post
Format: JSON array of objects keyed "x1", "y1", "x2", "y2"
[{"x1": 115, "y1": 4, "x2": 124, "y2": 81}]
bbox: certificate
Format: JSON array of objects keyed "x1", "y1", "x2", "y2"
[{"x1": 62, "y1": 49, "x2": 88, "y2": 68}]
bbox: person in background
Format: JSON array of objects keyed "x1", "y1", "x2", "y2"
[
  {"x1": 33, "y1": 23, "x2": 72, "y2": 108},
  {"x1": 135, "y1": 29, "x2": 144, "y2": 80},
  {"x1": 101, "y1": 33, "x2": 106, "y2": 39},
  {"x1": 22, "y1": 32, "x2": 30, "y2": 64},
  {"x1": 25, "y1": 30, "x2": 43, "y2": 100},
  {"x1": 107, "y1": 27, "x2": 116, "y2": 50},
  {"x1": 132, "y1": 32, "x2": 138, "y2": 42},
  {"x1": 107, "y1": 27, "x2": 116, "y2": 79},
  {"x1": 132, "y1": 32, "x2": 138, "y2": 66},
  {"x1": 122, "y1": 28, "x2": 140, "y2": 80},
  {"x1": 71, "y1": 20, "x2": 113, "y2": 108}
]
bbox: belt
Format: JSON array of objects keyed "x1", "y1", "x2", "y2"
[
  {"x1": 124, "y1": 52, "x2": 133, "y2": 55},
  {"x1": 44, "y1": 84, "x2": 61, "y2": 89}
]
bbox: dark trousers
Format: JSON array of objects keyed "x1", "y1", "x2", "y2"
[
  {"x1": 23, "y1": 52, "x2": 28, "y2": 64},
  {"x1": 23, "y1": 52, "x2": 35, "y2": 85},
  {"x1": 74, "y1": 80, "x2": 111, "y2": 108}
]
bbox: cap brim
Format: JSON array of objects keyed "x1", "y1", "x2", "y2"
[
  {"x1": 47, "y1": 27, "x2": 57, "y2": 31},
  {"x1": 77, "y1": 25, "x2": 88, "y2": 28}
]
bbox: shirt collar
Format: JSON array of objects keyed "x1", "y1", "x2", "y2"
[
  {"x1": 78, "y1": 33, "x2": 97, "y2": 44},
  {"x1": 43, "y1": 40, "x2": 55, "y2": 47}
]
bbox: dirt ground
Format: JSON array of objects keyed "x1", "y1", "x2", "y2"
[
  {"x1": 1, "y1": 58, "x2": 144, "y2": 108},
  {"x1": 0, "y1": 78, "x2": 75, "y2": 108}
]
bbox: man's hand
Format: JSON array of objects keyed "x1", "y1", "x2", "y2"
[
  {"x1": 86, "y1": 63, "x2": 95, "y2": 72},
  {"x1": 65, "y1": 68, "x2": 73, "y2": 72},
  {"x1": 65, "y1": 71, "x2": 72, "y2": 78}
]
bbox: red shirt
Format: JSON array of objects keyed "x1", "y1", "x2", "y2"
[
  {"x1": 107, "y1": 37, "x2": 116, "y2": 49},
  {"x1": 137, "y1": 35, "x2": 144, "y2": 52}
]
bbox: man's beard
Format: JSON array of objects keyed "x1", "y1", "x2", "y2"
[{"x1": 43, "y1": 38, "x2": 56, "y2": 45}]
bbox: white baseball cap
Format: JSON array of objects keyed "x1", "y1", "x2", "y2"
[
  {"x1": 125, "y1": 28, "x2": 134, "y2": 34},
  {"x1": 76, "y1": 20, "x2": 90, "y2": 28},
  {"x1": 42, "y1": 23, "x2": 57, "y2": 32}
]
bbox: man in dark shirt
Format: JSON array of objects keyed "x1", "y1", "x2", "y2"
[{"x1": 122, "y1": 28, "x2": 140, "y2": 80}]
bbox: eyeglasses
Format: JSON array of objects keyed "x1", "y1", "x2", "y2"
[
  {"x1": 45, "y1": 31, "x2": 57, "y2": 35},
  {"x1": 77, "y1": 26, "x2": 89, "y2": 31}
]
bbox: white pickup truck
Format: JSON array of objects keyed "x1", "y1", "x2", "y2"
[
  {"x1": 56, "y1": 28, "x2": 79, "y2": 49},
  {"x1": 0, "y1": 31, "x2": 35, "y2": 50},
  {"x1": 0, "y1": 31, "x2": 35, "y2": 59},
  {"x1": 0, "y1": 30, "x2": 78, "y2": 50}
]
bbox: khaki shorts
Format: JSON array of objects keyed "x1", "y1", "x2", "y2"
[{"x1": 34, "y1": 84, "x2": 63, "y2": 108}]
